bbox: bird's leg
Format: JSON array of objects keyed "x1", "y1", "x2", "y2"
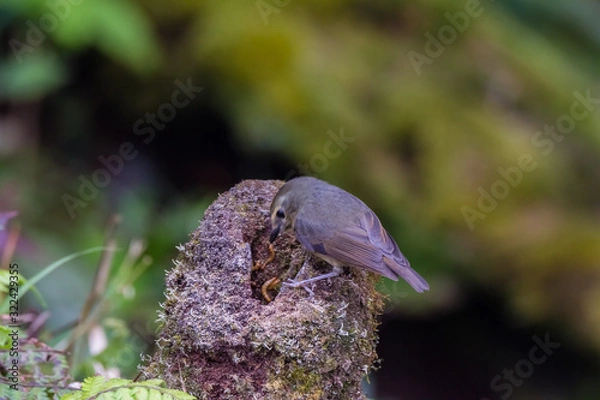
[
  {"x1": 283, "y1": 264, "x2": 343, "y2": 289},
  {"x1": 280, "y1": 258, "x2": 314, "y2": 296}
]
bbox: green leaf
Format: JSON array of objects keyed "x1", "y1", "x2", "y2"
[
  {"x1": 60, "y1": 377, "x2": 197, "y2": 400},
  {"x1": 0, "y1": 325, "x2": 14, "y2": 349},
  {"x1": 0, "y1": 269, "x2": 46, "y2": 309},
  {"x1": 0, "y1": 246, "x2": 111, "y2": 314}
]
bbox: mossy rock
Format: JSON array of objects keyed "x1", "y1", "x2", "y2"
[{"x1": 142, "y1": 180, "x2": 384, "y2": 399}]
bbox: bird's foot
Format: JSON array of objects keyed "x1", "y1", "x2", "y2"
[{"x1": 282, "y1": 266, "x2": 343, "y2": 296}]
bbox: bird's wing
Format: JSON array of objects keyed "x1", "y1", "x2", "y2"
[
  {"x1": 294, "y1": 209, "x2": 429, "y2": 292},
  {"x1": 294, "y1": 209, "x2": 398, "y2": 279}
]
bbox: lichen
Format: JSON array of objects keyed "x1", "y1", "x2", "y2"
[{"x1": 141, "y1": 180, "x2": 384, "y2": 399}]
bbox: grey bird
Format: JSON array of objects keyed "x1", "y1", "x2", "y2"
[{"x1": 269, "y1": 176, "x2": 429, "y2": 293}]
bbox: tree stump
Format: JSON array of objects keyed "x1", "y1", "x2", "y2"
[{"x1": 142, "y1": 180, "x2": 384, "y2": 399}]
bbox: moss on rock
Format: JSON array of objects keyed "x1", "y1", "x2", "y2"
[{"x1": 142, "y1": 180, "x2": 384, "y2": 399}]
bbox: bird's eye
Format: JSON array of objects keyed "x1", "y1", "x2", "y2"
[{"x1": 276, "y1": 209, "x2": 285, "y2": 219}]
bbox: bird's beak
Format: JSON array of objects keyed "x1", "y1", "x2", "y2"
[{"x1": 269, "y1": 223, "x2": 281, "y2": 243}]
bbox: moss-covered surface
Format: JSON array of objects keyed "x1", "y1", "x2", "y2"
[{"x1": 141, "y1": 180, "x2": 384, "y2": 399}]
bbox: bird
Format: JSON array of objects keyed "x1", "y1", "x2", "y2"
[{"x1": 269, "y1": 176, "x2": 429, "y2": 293}]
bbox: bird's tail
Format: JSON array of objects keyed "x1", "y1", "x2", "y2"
[{"x1": 383, "y1": 256, "x2": 430, "y2": 293}]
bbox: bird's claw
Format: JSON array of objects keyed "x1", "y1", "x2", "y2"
[{"x1": 282, "y1": 279, "x2": 314, "y2": 296}]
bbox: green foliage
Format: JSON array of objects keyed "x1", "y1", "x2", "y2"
[
  {"x1": 49, "y1": 0, "x2": 161, "y2": 74},
  {"x1": 61, "y1": 377, "x2": 196, "y2": 400},
  {"x1": 0, "y1": 339, "x2": 70, "y2": 399},
  {"x1": 0, "y1": 268, "x2": 45, "y2": 314},
  {"x1": 1, "y1": 0, "x2": 160, "y2": 99},
  {"x1": 0, "y1": 247, "x2": 108, "y2": 314},
  {"x1": 2, "y1": 0, "x2": 600, "y2": 397},
  {"x1": 0, "y1": 325, "x2": 11, "y2": 349},
  {"x1": 0, "y1": 52, "x2": 67, "y2": 101}
]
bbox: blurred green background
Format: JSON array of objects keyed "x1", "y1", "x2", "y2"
[{"x1": 1, "y1": 0, "x2": 600, "y2": 398}]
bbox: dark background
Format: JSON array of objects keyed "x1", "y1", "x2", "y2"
[{"x1": 2, "y1": 1, "x2": 600, "y2": 399}]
